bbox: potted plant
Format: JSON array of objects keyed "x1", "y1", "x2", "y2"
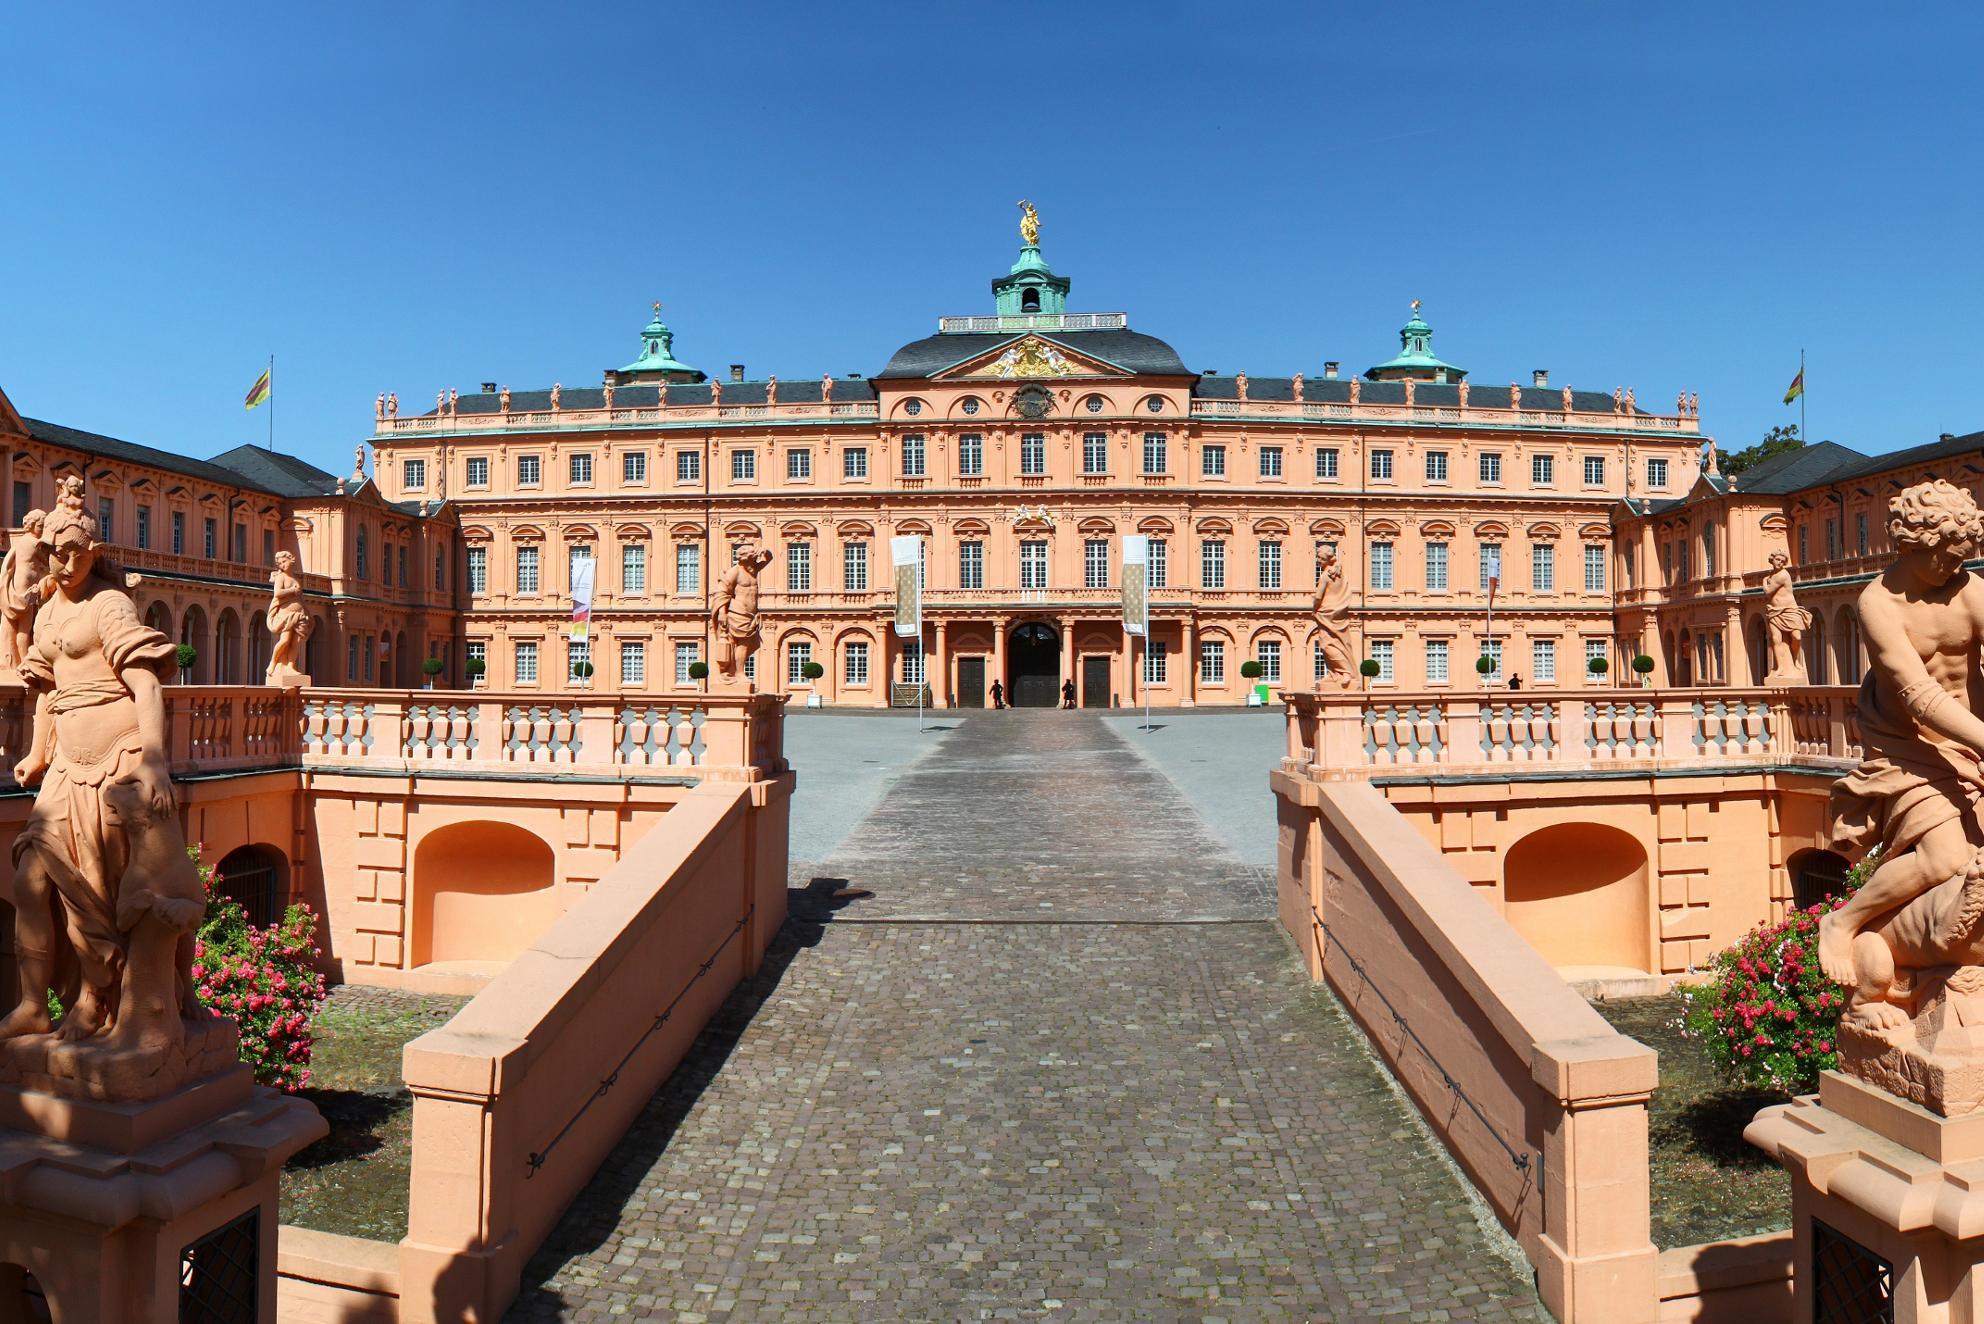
[
  {"x1": 572, "y1": 659, "x2": 595, "y2": 689},
  {"x1": 465, "y1": 656, "x2": 486, "y2": 688},
  {"x1": 1632, "y1": 654, "x2": 1656, "y2": 687},
  {"x1": 1587, "y1": 656, "x2": 1609, "y2": 683},
  {"x1": 174, "y1": 643, "x2": 198, "y2": 683},
  {"x1": 421, "y1": 657, "x2": 444, "y2": 689},
  {"x1": 1475, "y1": 654, "x2": 1496, "y2": 688},
  {"x1": 688, "y1": 660, "x2": 709, "y2": 690},
  {"x1": 1239, "y1": 658, "x2": 1266, "y2": 706},
  {"x1": 1358, "y1": 658, "x2": 1380, "y2": 691},
  {"x1": 801, "y1": 659, "x2": 825, "y2": 707}
]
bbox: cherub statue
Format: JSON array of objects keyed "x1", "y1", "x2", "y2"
[
  {"x1": 710, "y1": 543, "x2": 775, "y2": 689},
  {"x1": 1822, "y1": 481, "x2": 1984, "y2": 1011}
]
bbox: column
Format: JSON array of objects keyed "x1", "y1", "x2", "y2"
[
  {"x1": 933, "y1": 619, "x2": 949, "y2": 708},
  {"x1": 1182, "y1": 617, "x2": 1197, "y2": 708},
  {"x1": 1061, "y1": 618, "x2": 1075, "y2": 694},
  {"x1": 992, "y1": 616, "x2": 1007, "y2": 705}
]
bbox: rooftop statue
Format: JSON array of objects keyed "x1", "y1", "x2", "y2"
[
  {"x1": 1312, "y1": 544, "x2": 1354, "y2": 690},
  {"x1": 1017, "y1": 199, "x2": 1040, "y2": 247},
  {"x1": 1817, "y1": 481, "x2": 1984, "y2": 1106},
  {"x1": 1762, "y1": 549, "x2": 1812, "y2": 684},
  {"x1": 711, "y1": 542, "x2": 774, "y2": 690}
]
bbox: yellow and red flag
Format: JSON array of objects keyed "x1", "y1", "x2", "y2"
[
  {"x1": 1782, "y1": 368, "x2": 1804, "y2": 405},
  {"x1": 243, "y1": 367, "x2": 272, "y2": 410}
]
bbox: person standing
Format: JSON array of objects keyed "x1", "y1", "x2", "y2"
[
  {"x1": 1061, "y1": 678, "x2": 1076, "y2": 709},
  {"x1": 989, "y1": 679, "x2": 1005, "y2": 709}
]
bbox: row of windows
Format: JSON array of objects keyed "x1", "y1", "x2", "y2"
[
  {"x1": 897, "y1": 393, "x2": 1171, "y2": 418},
  {"x1": 1366, "y1": 541, "x2": 1606, "y2": 594}
]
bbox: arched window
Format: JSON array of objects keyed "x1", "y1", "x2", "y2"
[
  {"x1": 214, "y1": 844, "x2": 288, "y2": 928},
  {"x1": 1021, "y1": 288, "x2": 1040, "y2": 313}
]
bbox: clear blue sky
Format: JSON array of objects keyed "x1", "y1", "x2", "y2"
[{"x1": 3, "y1": 3, "x2": 1980, "y2": 477}]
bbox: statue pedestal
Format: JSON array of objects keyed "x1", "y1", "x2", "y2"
[
  {"x1": 1749, "y1": 1070, "x2": 1984, "y2": 1322},
  {"x1": 0, "y1": 1063, "x2": 324, "y2": 1322},
  {"x1": 265, "y1": 665, "x2": 311, "y2": 690}
]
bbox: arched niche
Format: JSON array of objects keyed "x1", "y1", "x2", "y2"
[
  {"x1": 411, "y1": 822, "x2": 558, "y2": 969},
  {"x1": 1503, "y1": 822, "x2": 1651, "y2": 972}
]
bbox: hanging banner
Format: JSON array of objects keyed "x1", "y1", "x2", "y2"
[
  {"x1": 890, "y1": 535, "x2": 921, "y2": 638},
  {"x1": 569, "y1": 556, "x2": 596, "y2": 641},
  {"x1": 1121, "y1": 535, "x2": 1148, "y2": 637}
]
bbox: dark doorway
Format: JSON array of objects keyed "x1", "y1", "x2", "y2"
[
  {"x1": 1789, "y1": 848, "x2": 1854, "y2": 911},
  {"x1": 1008, "y1": 623, "x2": 1061, "y2": 708},
  {"x1": 957, "y1": 656, "x2": 985, "y2": 708},
  {"x1": 1082, "y1": 656, "x2": 1111, "y2": 708},
  {"x1": 214, "y1": 844, "x2": 288, "y2": 928}
]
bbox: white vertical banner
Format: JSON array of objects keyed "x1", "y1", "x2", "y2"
[
  {"x1": 569, "y1": 556, "x2": 596, "y2": 642},
  {"x1": 890, "y1": 535, "x2": 922, "y2": 639},
  {"x1": 1121, "y1": 535, "x2": 1149, "y2": 638}
]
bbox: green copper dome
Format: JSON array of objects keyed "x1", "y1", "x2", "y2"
[
  {"x1": 621, "y1": 303, "x2": 701, "y2": 378},
  {"x1": 1365, "y1": 300, "x2": 1466, "y2": 382}
]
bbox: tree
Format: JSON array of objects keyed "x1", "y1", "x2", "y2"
[{"x1": 1722, "y1": 424, "x2": 1804, "y2": 477}]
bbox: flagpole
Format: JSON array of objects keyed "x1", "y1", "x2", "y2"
[
  {"x1": 1799, "y1": 346, "x2": 1806, "y2": 446},
  {"x1": 267, "y1": 354, "x2": 275, "y2": 451}
]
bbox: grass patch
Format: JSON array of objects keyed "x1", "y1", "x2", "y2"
[
  {"x1": 279, "y1": 986, "x2": 468, "y2": 1241},
  {"x1": 1594, "y1": 992, "x2": 1792, "y2": 1249}
]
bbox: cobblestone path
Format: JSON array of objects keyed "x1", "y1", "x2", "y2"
[{"x1": 514, "y1": 712, "x2": 1540, "y2": 1321}]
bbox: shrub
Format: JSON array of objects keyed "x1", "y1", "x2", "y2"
[
  {"x1": 421, "y1": 657, "x2": 445, "y2": 677},
  {"x1": 1358, "y1": 659, "x2": 1381, "y2": 677},
  {"x1": 1239, "y1": 660, "x2": 1264, "y2": 679},
  {"x1": 1681, "y1": 853, "x2": 1876, "y2": 1093},
  {"x1": 801, "y1": 661, "x2": 825, "y2": 681},
  {"x1": 1588, "y1": 656, "x2": 1609, "y2": 675},
  {"x1": 189, "y1": 845, "x2": 328, "y2": 1093},
  {"x1": 174, "y1": 643, "x2": 198, "y2": 674},
  {"x1": 1475, "y1": 655, "x2": 1496, "y2": 675},
  {"x1": 688, "y1": 661, "x2": 710, "y2": 680},
  {"x1": 572, "y1": 660, "x2": 595, "y2": 679},
  {"x1": 1632, "y1": 654, "x2": 1656, "y2": 675},
  {"x1": 464, "y1": 657, "x2": 486, "y2": 677}
]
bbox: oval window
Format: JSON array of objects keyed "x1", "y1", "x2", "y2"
[
  {"x1": 962, "y1": 398, "x2": 980, "y2": 415},
  {"x1": 904, "y1": 399, "x2": 922, "y2": 416},
  {"x1": 1085, "y1": 395, "x2": 1104, "y2": 414}
]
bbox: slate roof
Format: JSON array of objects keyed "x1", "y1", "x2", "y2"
[
  {"x1": 1193, "y1": 377, "x2": 1641, "y2": 414},
  {"x1": 206, "y1": 444, "x2": 347, "y2": 498},
  {"x1": 432, "y1": 378, "x2": 880, "y2": 418},
  {"x1": 23, "y1": 418, "x2": 292, "y2": 494},
  {"x1": 1726, "y1": 441, "x2": 1868, "y2": 493},
  {"x1": 877, "y1": 328, "x2": 1192, "y2": 380},
  {"x1": 1830, "y1": 430, "x2": 1984, "y2": 485}
]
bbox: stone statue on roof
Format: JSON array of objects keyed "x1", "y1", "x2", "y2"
[
  {"x1": 822, "y1": 373, "x2": 834, "y2": 403},
  {"x1": 1017, "y1": 199, "x2": 1039, "y2": 247},
  {"x1": 550, "y1": 383, "x2": 561, "y2": 412},
  {"x1": 499, "y1": 385, "x2": 511, "y2": 413},
  {"x1": 766, "y1": 376, "x2": 778, "y2": 406},
  {"x1": 1235, "y1": 372, "x2": 1248, "y2": 401},
  {"x1": 1292, "y1": 373, "x2": 1304, "y2": 402}
]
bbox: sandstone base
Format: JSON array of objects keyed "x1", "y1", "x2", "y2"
[
  {"x1": 0, "y1": 1067, "x2": 324, "y2": 1322},
  {"x1": 1748, "y1": 1070, "x2": 1984, "y2": 1322},
  {"x1": 0, "y1": 1013, "x2": 239, "y2": 1103},
  {"x1": 267, "y1": 664, "x2": 312, "y2": 689}
]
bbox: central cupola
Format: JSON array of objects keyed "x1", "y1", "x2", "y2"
[{"x1": 991, "y1": 200, "x2": 1071, "y2": 316}]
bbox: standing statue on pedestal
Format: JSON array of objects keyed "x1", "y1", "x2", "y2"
[
  {"x1": 0, "y1": 510, "x2": 47, "y2": 672},
  {"x1": 0, "y1": 496, "x2": 205, "y2": 1059},
  {"x1": 265, "y1": 550, "x2": 313, "y2": 688},
  {"x1": 710, "y1": 542, "x2": 774, "y2": 689},
  {"x1": 1312, "y1": 544, "x2": 1354, "y2": 690},
  {"x1": 1762, "y1": 549, "x2": 1814, "y2": 684},
  {"x1": 1817, "y1": 482, "x2": 1984, "y2": 1050}
]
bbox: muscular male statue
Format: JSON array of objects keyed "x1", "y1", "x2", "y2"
[{"x1": 710, "y1": 542, "x2": 775, "y2": 688}]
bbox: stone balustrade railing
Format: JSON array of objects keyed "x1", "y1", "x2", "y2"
[
  {"x1": 0, "y1": 685, "x2": 789, "y2": 788},
  {"x1": 1189, "y1": 397, "x2": 1700, "y2": 434},
  {"x1": 376, "y1": 399, "x2": 881, "y2": 434},
  {"x1": 1280, "y1": 684, "x2": 1863, "y2": 778}
]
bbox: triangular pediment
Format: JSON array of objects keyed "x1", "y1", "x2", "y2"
[
  {"x1": 938, "y1": 335, "x2": 1132, "y2": 381},
  {"x1": 0, "y1": 385, "x2": 22, "y2": 437}
]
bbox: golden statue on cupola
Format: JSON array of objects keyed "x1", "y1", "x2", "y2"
[{"x1": 1017, "y1": 199, "x2": 1040, "y2": 247}]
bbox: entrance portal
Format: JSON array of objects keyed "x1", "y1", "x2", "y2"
[
  {"x1": 957, "y1": 656, "x2": 985, "y2": 708},
  {"x1": 1008, "y1": 623, "x2": 1061, "y2": 708},
  {"x1": 1082, "y1": 655, "x2": 1111, "y2": 708}
]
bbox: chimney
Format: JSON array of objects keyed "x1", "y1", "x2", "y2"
[
  {"x1": 480, "y1": 381, "x2": 497, "y2": 393},
  {"x1": 729, "y1": 364, "x2": 745, "y2": 383},
  {"x1": 1532, "y1": 369, "x2": 1549, "y2": 387},
  {"x1": 1324, "y1": 361, "x2": 1340, "y2": 380}
]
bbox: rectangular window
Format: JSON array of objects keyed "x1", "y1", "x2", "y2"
[
  {"x1": 1259, "y1": 446, "x2": 1283, "y2": 478},
  {"x1": 466, "y1": 456, "x2": 490, "y2": 487},
  {"x1": 1426, "y1": 542, "x2": 1449, "y2": 591},
  {"x1": 91, "y1": 498, "x2": 112, "y2": 542},
  {"x1": 1148, "y1": 539, "x2": 1167, "y2": 588},
  {"x1": 1022, "y1": 433, "x2": 1046, "y2": 475},
  {"x1": 1370, "y1": 541, "x2": 1394, "y2": 590},
  {"x1": 1480, "y1": 543, "x2": 1502, "y2": 591},
  {"x1": 516, "y1": 546, "x2": 539, "y2": 595},
  {"x1": 1143, "y1": 640, "x2": 1168, "y2": 684},
  {"x1": 1532, "y1": 543, "x2": 1555, "y2": 593},
  {"x1": 1425, "y1": 451, "x2": 1449, "y2": 482},
  {"x1": 1481, "y1": 638, "x2": 1504, "y2": 682},
  {"x1": 1313, "y1": 641, "x2": 1330, "y2": 682},
  {"x1": 1256, "y1": 639, "x2": 1282, "y2": 683},
  {"x1": 1825, "y1": 517, "x2": 1839, "y2": 559},
  {"x1": 397, "y1": 544, "x2": 408, "y2": 587},
  {"x1": 677, "y1": 450, "x2": 700, "y2": 482},
  {"x1": 137, "y1": 506, "x2": 151, "y2": 549},
  {"x1": 622, "y1": 543, "x2": 647, "y2": 594},
  {"x1": 1797, "y1": 524, "x2": 1809, "y2": 563},
  {"x1": 787, "y1": 448, "x2": 811, "y2": 480},
  {"x1": 1583, "y1": 545, "x2": 1605, "y2": 593},
  {"x1": 518, "y1": 454, "x2": 541, "y2": 486},
  {"x1": 364, "y1": 636, "x2": 374, "y2": 682},
  {"x1": 1199, "y1": 640, "x2": 1225, "y2": 684},
  {"x1": 568, "y1": 545, "x2": 592, "y2": 592},
  {"x1": 467, "y1": 547, "x2": 487, "y2": 594},
  {"x1": 1427, "y1": 639, "x2": 1450, "y2": 684},
  {"x1": 843, "y1": 640, "x2": 869, "y2": 686},
  {"x1": 1020, "y1": 540, "x2": 1048, "y2": 590},
  {"x1": 567, "y1": 638, "x2": 591, "y2": 683},
  {"x1": 902, "y1": 433, "x2": 926, "y2": 477},
  {"x1": 1316, "y1": 448, "x2": 1339, "y2": 479},
  {"x1": 1200, "y1": 539, "x2": 1226, "y2": 590},
  {"x1": 435, "y1": 546, "x2": 445, "y2": 590},
  {"x1": 347, "y1": 636, "x2": 358, "y2": 682},
  {"x1": 623, "y1": 451, "x2": 647, "y2": 484},
  {"x1": 1372, "y1": 639, "x2": 1395, "y2": 684},
  {"x1": 1856, "y1": 512, "x2": 1869, "y2": 555},
  {"x1": 675, "y1": 641, "x2": 701, "y2": 685},
  {"x1": 844, "y1": 541, "x2": 869, "y2": 592},
  {"x1": 1583, "y1": 455, "x2": 1605, "y2": 486},
  {"x1": 1678, "y1": 540, "x2": 1692, "y2": 582},
  {"x1": 354, "y1": 529, "x2": 366, "y2": 579},
  {"x1": 568, "y1": 454, "x2": 593, "y2": 485},
  {"x1": 731, "y1": 450, "x2": 756, "y2": 481},
  {"x1": 1480, "y1": 453, "x2": 1503, "y2": 484},
  {"x1": 1533, "y1": 639, "x2": 1557, "y2": 684},
  {"x1": 1585, "y1": 639, "x2": 1608, "y2": 679},
  {"x1": 1258, "y1": 539, "x2": 1282, "y2": 590},
  {"x1": 1083, "y1": 432, "x2": 1107, "y2": 475},
  {"x1": 844, "y1": 447, "x2": 869, "y2": 480},
  {"x1": 959, "y1": 434, "x2": 983, "y2": 476},
  {"x1": 1142, "y1": 431, "x2": 1167, "y2": 475},
  {"x1": 676, "y1": 543, "x2": 700, "y2": 596},
  {"x1": 403, "y1": 458, "x2": 426, "y2": 490},
  {"x1": 1531, "y1": 454, "x2": 1554, "y2": 486},
  {"x1": 959, "y1": 540, "x2": 983, "y2": 591},
  {"x1": 203, "y1": 518, "x2": 217, "y2": 559},
  {"x1": 1084, "y1": 539, "x2": 1109, "y2": 589},
  {"x1": 1202, "y1": 444, "x2": 1226, "y2": 478},
  {"x1": 515, "y1": 641, "x2": 539, "y2": 684},
  {"x1": 466, "y1": 640, "x2": 486, "y2": 678},
  {"x1": 620, "y1": 640, "x2": 646, "y2": 685},
  {"x1": 786, "y1": 542, "x2": 810, "y2": 593},
  {"x1": 172, "y1": 511, "x2": 185, "y2": 555},
  {"x1": 786, "y1": 641, "x2": 813, "y2": 686},
  {"x1": 1647, "y1": 457, "x2": 1669, "y2": 488},
  {"x1": 262, "y1": 529, "x2": 274, "y2": 565},
  {"x1": 1370, "y1": 449, "x2": 1394, "y2": 480},
  {"x1": 901, "y1": 642, "x2": 925, "y2": 686}
]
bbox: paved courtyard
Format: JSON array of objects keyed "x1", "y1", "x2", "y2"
[{"x1": 514, "y1": 711, "x2": 1540, "y2": 1321}]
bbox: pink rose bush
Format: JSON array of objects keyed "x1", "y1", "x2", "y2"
[{"x1": 189, "y1": 845, "x2": 328, "y2": 1092}]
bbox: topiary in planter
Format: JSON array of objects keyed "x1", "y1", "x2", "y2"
[
  {"x1": 688, "y1": 661, "x2": 709, "y2": 680},
  {"x1": 1239, "y1": 660, "x2": 1263, "y2": 679},
  {"x1": 1588, "y1": 656, "x2": 1610, "y2": 676},
  {"x1": 1358, "y1": 659, "x2": 1380, "y2": 677},
  {"x1": 1475, "y1": 654, "x2": 1496, "y2": 675},
  {"x1": 421, "y1": 658, "x2": 445, "y2": 677},
  {"x1": 572, "y1": 660, "x2": 595, "y2": 680},
  {"x1": 174, "y1": 643, "x2": 198, "y2": 676},
  {"x1": 1633, "y1": 654, "x2": 1656, "y2": 686},
  {"x1": 801, "y1": 660, "x2": 825, "y2": 681}
]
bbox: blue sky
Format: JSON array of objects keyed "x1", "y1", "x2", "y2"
[{"x1": 2, "y1": 3, "x2": 1979, "y2": 476}]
